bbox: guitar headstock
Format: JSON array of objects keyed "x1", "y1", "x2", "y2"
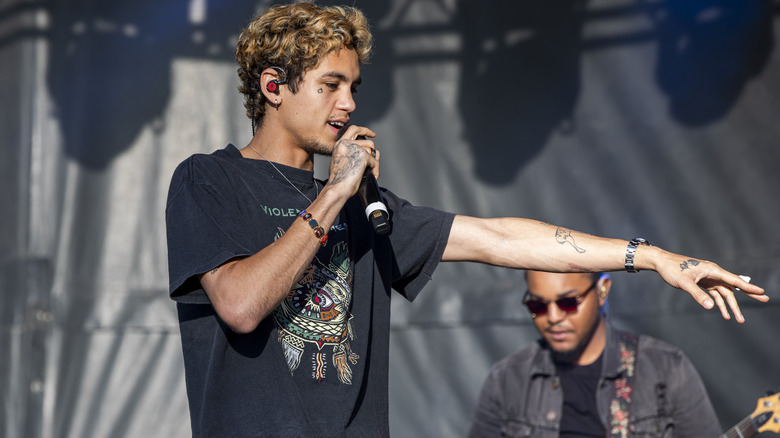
[{"x1": 752, "y1": 390, "x2": 780, "y2": 434}]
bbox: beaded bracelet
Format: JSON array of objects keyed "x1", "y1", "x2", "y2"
[{"x1": 298, "y1": 210, "x2": 328, "y2": 246}]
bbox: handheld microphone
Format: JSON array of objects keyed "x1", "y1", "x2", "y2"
[
  {"x1": 358, "y1": 167, "x2": 391, "y2": 235},
  {"x1": 337, "y1": 125, "x2": 391, "y2": 235}
]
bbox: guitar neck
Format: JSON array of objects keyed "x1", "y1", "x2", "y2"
[
  {"x1": 720, "y1": 389, "x2": 780, "y2": 438},
  {"x1": 719, "y1": 415, "x2": 759, "y2": 438}
]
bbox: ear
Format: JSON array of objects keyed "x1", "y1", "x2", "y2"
[
  {"x1": 598, "y1": 274, "x2": 612, "y2": 305},
  {"x1": 261, "y1": 67, "x2": 286, "y2": 101}
]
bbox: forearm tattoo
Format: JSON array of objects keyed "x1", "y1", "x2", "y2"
[
  {"x1": 210, "y1": 267, "x2": 220, "y2": 275},
  {"x1": 555, "y1": 227, "x2": 586, "y2": 253},
  {"x1": 679, "y1": 259, "x2": 700, "y2": 271}
]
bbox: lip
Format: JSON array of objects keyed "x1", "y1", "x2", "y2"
[
  {"x1": 546, "y1": 330, "x2": 572, "y2": 342},
  {"x1": 328, "y1": 119, "x2": 350, "y2": 135}
]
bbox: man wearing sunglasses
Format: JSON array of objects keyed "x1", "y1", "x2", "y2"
[{"x1": 468, "y1": 271, "x2": 720, "y2": 437}]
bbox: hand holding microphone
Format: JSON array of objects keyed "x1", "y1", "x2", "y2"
[{"x1": 336, "y1": 125, "x2": 391, "y2": 235}]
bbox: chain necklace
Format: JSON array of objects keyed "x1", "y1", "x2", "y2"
[{"x1": 248, "y1": 144, "x2": 319, "y2": 204}]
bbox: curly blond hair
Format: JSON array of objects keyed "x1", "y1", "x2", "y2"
[{"x1": 235, "y1": 2, "x2": 373, "y2": 128}]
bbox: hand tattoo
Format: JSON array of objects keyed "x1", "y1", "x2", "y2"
[
  {"x1": 555, "y1": 228, "x2": 586, "y2": 253},
  {"x1": 680, "y1": 259, "x2": 700, "y2": 271},
  {"x1": 328, "y1": 142, "x2": 362, "y2": 185}
]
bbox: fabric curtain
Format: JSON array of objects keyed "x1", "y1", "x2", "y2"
[{"x1": 2, "y1": 1, "x2": 778, "y2": 437}]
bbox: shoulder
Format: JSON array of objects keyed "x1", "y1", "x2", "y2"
[
  {"x1": 634, "y1": 333, "x2": 699, "y2": 381},
  {"x1": 637, "y1": 333, "x2": 686, "y2": 359},
  {"x1": 608, "y1": 326, "x2": 685, "y2": 361},
  {"x1": 168, "y1": 145, "x2": 242, "y2": 194},
  {"x1": 489, "y1": 341, "x2": 544, "y2": 379},
  {"x1": 173, "y1": 145, "x2": 240, "y2": 180},
  {"x1": 477, "y1": 341, "x2": 550, "y2": 404},
  {"x1": 166, "y1": 146, "x2": 244, "y2": 210}
]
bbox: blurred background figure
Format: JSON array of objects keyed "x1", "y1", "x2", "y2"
[{"x1": 469, "y1": 271, "x2": 720, "y2": 438}]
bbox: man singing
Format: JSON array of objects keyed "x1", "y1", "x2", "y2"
[{"x1": 165, "y1": 3, "x2": 766, "y2": 436}]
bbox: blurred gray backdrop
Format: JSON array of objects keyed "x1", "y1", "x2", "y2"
[{"x1": 2, "y1": 0, "x2": 779, "y2": 437}]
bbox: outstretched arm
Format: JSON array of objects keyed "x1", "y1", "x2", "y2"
[{"x1": 442, "y1": 215, "x2": 768, "y2": 323}]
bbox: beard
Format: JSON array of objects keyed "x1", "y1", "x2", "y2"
[
  {"x1": 551, "y1": 347, "x2": 584, "y2": 365},
  {"x1": 549, "y1": 317, "x2": 602, "y2": 365},
  {"x1": 301, "y1": 137, "x2": 333, "y2": 156}
]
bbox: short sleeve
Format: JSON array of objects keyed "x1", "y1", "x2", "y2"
[
  {"x1": 165, "y1": 156, "x2": 254, "y2": 302},
  {"x1": 381, "y1": 189, "x2": 455, "y2": 301}
]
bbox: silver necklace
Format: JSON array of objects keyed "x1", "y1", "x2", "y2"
[{"x1": 248, "y1": 144, "x2": 318, "y2": 204}]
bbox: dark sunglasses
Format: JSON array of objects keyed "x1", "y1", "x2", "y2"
[{"x1": 523, "y1": 277, "x2": 601, "y2": 318}]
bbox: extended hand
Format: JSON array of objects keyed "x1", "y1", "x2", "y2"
[{"x1": 652, "y1": 250, "x2": 768, "y2": 323}]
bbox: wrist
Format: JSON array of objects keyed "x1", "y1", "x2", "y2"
[
  {"x1": 317, "y1": 182, "x2": 354, "y2": 206},
  {"x1": 625, "y1": 238, "x2": 653, "y2": 273},
  {"x1": 298, "y1": 210, "x2": 328, "y2": 246}
]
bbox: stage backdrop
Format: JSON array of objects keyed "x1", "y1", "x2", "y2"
[{"x1": 1, "y1": 0, "x2": 778, "y2": 437}]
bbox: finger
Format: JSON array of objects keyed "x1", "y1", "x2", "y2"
[
  {"x1": 734, "y1": 276, "x2": 768, "y2": 301},
  {"x1": 353, "y1": 126, "x2": 377, "y2": 139},
  {"x1": 749, "y1": 293, "x2": 770, "y2": 302},
  {"x1": 720, "y1": 286, "x2": 745, "y2": 323},
  {"x1": 340, "y1": 125, "x2": 376, "y2": 140},
  {"x1": 707, "y1": 288, "x2": 730, "y2": 320},
  {"x1": 359, "y1": 144, "x2": 377, "y2": 158},
  {"x1": 699, "y1": 270, "x2": 767, "y2": 301},
  {"x1": 728, "y1": 280, "x2": 768, "y2": 302},
  {"x1": 680, "y1": 278, "x2": 715, "y2": 310},
  {"x1": 718, "y1": 271, "x2": 766, "y2": 297},
  {"x1": 335, "y1": 136, "x2": 375, "y2": 160},
  {"x1": 369, "y1": 147, "x2": 380, "y2": 163},
  {"x1": 336, "y1": 136, "x2": 373, "y2": 151},
  {"x1": 709, "y1": 290, "x2": 731, "y2": 319},
  {"x1": 366, "y1": 148, "x2": 380, "y2": 180}
]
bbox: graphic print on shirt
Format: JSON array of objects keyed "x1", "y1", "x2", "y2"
[{"x1": 272, "y1": 229, "x2": 358, "y2": 384}]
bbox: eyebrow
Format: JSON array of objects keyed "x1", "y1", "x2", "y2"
[
  {"x1": 528, "y1": 289, "x2": 579, "y2": 299},
  {"x1": 556, "y1": 289, "x2": 580, "y2": 298},
  {"x1": 320, "y1": 71, "x2": 362, "y2": 86}
]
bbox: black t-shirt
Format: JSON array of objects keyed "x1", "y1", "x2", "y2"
[
  {"x1": 556, "y1": 355, "x2": 606, "y2": 438},
  {"x1": 165, "y1": 145, "x2": 454, "y2": 437}
]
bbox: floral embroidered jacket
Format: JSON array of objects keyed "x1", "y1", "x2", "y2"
[{"x1": 468, "y1": 324, "x2": 721, "y2": 438}]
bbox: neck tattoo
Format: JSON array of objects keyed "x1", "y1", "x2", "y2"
[{"x1": 248, "y1": 144, "x2": 318, "y2": 205}]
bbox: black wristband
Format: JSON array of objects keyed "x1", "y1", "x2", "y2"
[{"x1": 625, "y1": 238, "x2": 651, "y2": 273}]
